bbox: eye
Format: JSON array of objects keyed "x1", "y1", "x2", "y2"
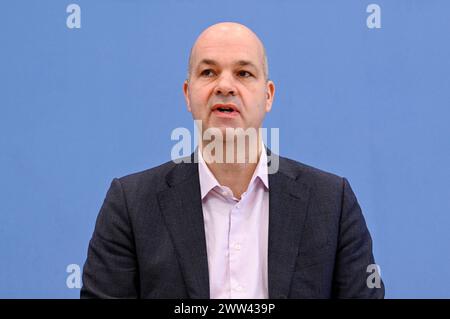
[
  {"x1": 237, "y1": 70, "x2": 253, "y2": 78},
  {"x1": 200, "y1": 69, "x2": 216, "y2": 77}
]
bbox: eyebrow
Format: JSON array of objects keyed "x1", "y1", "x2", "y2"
[
  {"x1": 197, "y1": 59, "x2": 218, "y2": 67},
  {"x1": 236, "y1": 60, "x2": 258, "y2": 69},
  {"x1": 197, "y1": 59, "x2": 258, "y2": 70}
]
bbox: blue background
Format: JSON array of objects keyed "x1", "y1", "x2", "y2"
[{"x1": 1, "y1": 0, "x2": 449, "y2": 298}]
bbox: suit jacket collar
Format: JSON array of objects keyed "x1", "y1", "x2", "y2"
[{"x1": 157, "y1": 149, "x2": 311, "y2": 299}]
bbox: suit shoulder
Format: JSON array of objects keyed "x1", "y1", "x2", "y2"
[
  {"x1": 278, "y1": 156, "x2": 350, "y2": 214},
  {"x1": 279, "y1": 156, "x2": 344, "y2": 190},
  {"x1": 114, "y1": 159, "x2": 179, "y2": 192}
]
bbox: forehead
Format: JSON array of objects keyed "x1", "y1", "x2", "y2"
[{"x1": 191, "y1": 31, "x2": 264, "y2": 68}]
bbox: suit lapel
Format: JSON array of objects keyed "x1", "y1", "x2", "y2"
[
  {"x1": 268, "y1": 161, "x2": 311, "y2": 298},
  {"x1": 157, "y1": 160, "x2": 210, "y2": 299}
]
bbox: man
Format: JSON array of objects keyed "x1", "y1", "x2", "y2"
[{"x1": 81, "y1": 22, "x2": 385, "y2": 299}]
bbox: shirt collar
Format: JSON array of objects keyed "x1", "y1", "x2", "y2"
[{"x1": 198, "y1": 142, "x2": 269, "y2": 200}]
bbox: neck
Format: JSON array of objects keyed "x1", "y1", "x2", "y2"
[{"x1": 199, "y1": 137, "x2": 263, "y2": 199}]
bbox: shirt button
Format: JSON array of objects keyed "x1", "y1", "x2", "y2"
[
  {"x1": 234, "y1": 243, "x2": 241, "y2": 251},
  {"x1": 235, "y1": 285, "x2": 244, "y2": 292}
]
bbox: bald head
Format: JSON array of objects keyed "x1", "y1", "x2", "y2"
[{"x1": 187, "y1": 22, "x2": 269, "y2": 81}]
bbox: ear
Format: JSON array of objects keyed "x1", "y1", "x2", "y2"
[
  {"x1": 264, "y1": 80, "x2": 275, "y2": 113},
  {"x1": 183, "y1": 80, "x2": 192, "y2": 112}
]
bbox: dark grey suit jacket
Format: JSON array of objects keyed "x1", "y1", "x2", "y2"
[{"x1": 81, "y1": 152, "x2": 385, "y2": 299}]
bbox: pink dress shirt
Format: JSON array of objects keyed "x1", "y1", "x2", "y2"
[{"x1": 198, "y1": 145, "x2": 269, "y2": 299}]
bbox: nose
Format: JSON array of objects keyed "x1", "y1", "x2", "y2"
[{"x1": 213, "y1": 73, "x2": 236, "y2": 96}]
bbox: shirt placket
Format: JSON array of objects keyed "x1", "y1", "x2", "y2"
[{"x1": 228, "y1": 196, "x2": 247, "y2": 298}]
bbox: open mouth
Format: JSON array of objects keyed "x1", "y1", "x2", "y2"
[
  {"x1": 211, "y1": 104, "x2": 239, "y2": 118},
  {"x1": 212, "y1": 104, "x2": 239, "y2": 115},
  {"x1": 217, "y1": 107, "x2": 235, "y2": 113}
]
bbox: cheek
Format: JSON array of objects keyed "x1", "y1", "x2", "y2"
[
  {"x1": 188, "y1": 89, "x2": 211, "y2": 118},
  {"x1": 243, "y1": 89, "x2": 267, "y2": 112},
  {"x1": 243, "y1": 92, "x2": 269, "y2": 125},
  {"x1": 189, "y1": 86, "x2": 210, "y2": 106}
]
